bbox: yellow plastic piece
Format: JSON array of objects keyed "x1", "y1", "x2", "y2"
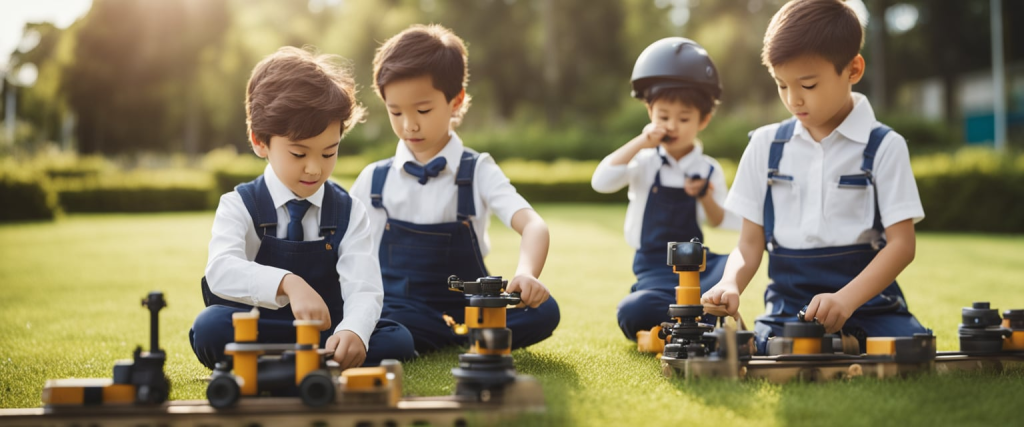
[
  {"x1": 294, "y1": 320, "x2": 323, "y2": 385},
  {"x1": 1004, "y1": 331, "x2": 1024, "y2": 351},
  {"x1": 41, "y1": 381, "x2": 85, "y2": 405},
  {"x1": 101, "y1": 384, "x2": 137, "y2": 404},
  {"x1": 866, "y1": 337, "x2": 897, "y2": 355},
  {"x1": 637, "y1": 325, "x2": 666, "y2": 353},
  {"x1": 232, "y1": 309, "x2": 260, "y2": 342},
  {"x1": 792, "y1": 337, "x2": 820, "y2": 355},
  {"x1": 342, "y1": 367, "x2": 388, "y2": 391},
  {"x1": 226, "y1": 350, "x2": 259, "y2": 396},
  {"x1": 442, "y1": 313, "x2": 469, "y2": 335},
  {"x1": 465, "y1": 307, "x2": 507, "y2": 329},
  {"x1": 470, "y1": 343, "x2": 511, "y2": 355}
]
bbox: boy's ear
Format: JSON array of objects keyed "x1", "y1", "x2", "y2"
[
  {"x1": 450, "y1": 89, "x2": 466, "y2": 114},
  {"x1": 847, "y1": 54, "x2": 865, "y2": 85},
  {"x1": 250, "y1": 131, "x2": 269, "y2": 158},
  {"x1": 698, "y1": 111, "x2": 714, "y2": 131},
  {"x1": 646, "y1": 103, "x2": 655, "y2": 121}
]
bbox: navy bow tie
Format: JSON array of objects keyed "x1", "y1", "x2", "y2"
[{"x1": 403, "y1": 157, "x2": 448, "y2": 185}]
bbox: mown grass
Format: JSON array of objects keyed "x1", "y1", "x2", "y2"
[{"x1": 1, "y1": 205, "x2": 1022, "y2": 426}]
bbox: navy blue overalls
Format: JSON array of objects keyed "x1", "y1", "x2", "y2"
[
  {"x1": 753, "y1": 119, "x2": 928, "y2": 354},
  {"x1": 616, "y1": 157, "x2": 727, "y2": 339},
  {"x1": 370, "y1": 150, "x2": 560, "y2": 353},
  {"x1": 190, "y1": 176, "x2": 415, "y2": 369}
]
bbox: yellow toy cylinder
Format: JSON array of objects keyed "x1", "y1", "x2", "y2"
[
  {"x1": 294, "y1": 320, "x2": 323, "y2": 385},
  {"x1": 676, "y1": 272, "x2": 701, "y2": 306},
  {"x1": 232, "y1": 352, "x2": 259, "y2": 396},
  {"x1": 294, "y1": 321, "x2": 321, "y2": 347},
  {"x1": 465, "y1": 307, "x2": 507, "y2": 329},
  {"x1": 792, "y1": 338, "x2": 821, "y2": 355},
  {"x1": 232, "y1": 309, "x2": 260, "y2": 343},
  {"x1": 1004, "y1": 331, "x2": 1024, "y2": 351}
]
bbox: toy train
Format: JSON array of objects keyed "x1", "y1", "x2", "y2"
[
  {"x1": 642, "y1": 239, "x2": 1024, "y2": 382},
  {"x1": 40, "y1": 292, "x2": 170, "y2": 406},
  {"x1": 204, "y1": 308, "x2": 401, "y2": 409}
]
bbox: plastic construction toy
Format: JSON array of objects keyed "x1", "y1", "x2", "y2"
[
  {"x1": 3, "y1": 294, "x2": 544, "y2": 427},
  {"x1": 205, "y1": 308, "x2": 398, "y2": 409},
  {"x1": 446, "y1": 275, "x2": 536, "y2": 403},
  {"x1": 637, "y1": 238, "x2": 727, "y2": 360},
  {"x1": 40, "y1": 292, "x2": 170, "y2": 407},
  {"x1": 659, "y1": 297, "x2": 1024, "y2": 383}
]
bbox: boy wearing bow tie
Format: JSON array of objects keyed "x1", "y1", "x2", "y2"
[
  {"x1": 191, "y1": 47, "x2": 415, "y2": 371},
  {"x1": 350, "y1": 24, "x2": 560, "y2": 354}
]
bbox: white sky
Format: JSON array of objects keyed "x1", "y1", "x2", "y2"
[{"x1": 0, "y1": 0, "x2": 92, "y2": 71}]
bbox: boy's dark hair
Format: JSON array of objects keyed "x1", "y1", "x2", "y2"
[
  {"x1": 762, "y1": 0, "x2": 864, "y2": 74},
  {"x1": 644, "y1": 86, "x2": 718, "y2": 119},
  {"x1": 373, "y1": 24, "x2": 472, "y2": 126},
  {"x1": 246, "y1": 46, "x2": 366, "y2": 145}
]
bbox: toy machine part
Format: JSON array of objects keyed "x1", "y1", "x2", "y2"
[
  {"x1": 205, "y1": 309, "x2": 337, "y2": 408},
  {"x1": 41, "y1": 292, "x2": 170, "y2": 407},
  {"x1": 446, "y1": 275, "x2": 543, "y2": 404},
  {"x1": 654, "y1": 238, "x2": 755, "y2": 361}
]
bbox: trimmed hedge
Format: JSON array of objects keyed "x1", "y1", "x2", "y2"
[
  {"x1": 0, "y1": 171, "x2": 59, "y2": 221},
  {"x1": 58, "y1": 187, "x2": 211, "y2": 213},
  {"x1": 2, "y1": 149, "x2": 1023, "y2": 233}
]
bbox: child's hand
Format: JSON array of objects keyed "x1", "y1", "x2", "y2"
[
  {"x1": 701, "y1": 283, "x2": 741, "y2": 317},
  {"x1": 803, "y1": 293, "x2": 854, "y2": 334},
  {"x1": 506, "y1": 274, "x2": 550, "y2": 308},
  {"x1": 684, "y1": 177, "x2": 713, "y2": 198},
  {"x1": 281, "y1": 274, "x2": 331, "y2": 331},
  {"x1": 640, "y1": 123, "x2": 667, "y2": 148},
  {"x1": 325, "y1": 330, "x2": 366, "y2": 370}
]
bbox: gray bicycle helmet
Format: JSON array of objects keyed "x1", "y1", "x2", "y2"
[{"x1": 630, "y1": 37, "x2": 722, "y2": 100}]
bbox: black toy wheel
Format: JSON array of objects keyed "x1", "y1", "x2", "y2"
[
  {"x1": 299, "y1": 370, "x2": 335, "y2": 407},
  {"x1": 207, "y1": 375, "x2": 240, "y2": 409}
]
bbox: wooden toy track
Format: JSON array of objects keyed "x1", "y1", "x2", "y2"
[{"x1": 0, "y1": 375, "x2": 545, "y2": 427}]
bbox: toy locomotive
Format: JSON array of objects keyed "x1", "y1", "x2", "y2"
[
  {"x1": 640, "y1": 239, "x2": 1024, "y2": 382},
  {"x1": 40, "y1": 291, "x2": 170, "y2": 406}
]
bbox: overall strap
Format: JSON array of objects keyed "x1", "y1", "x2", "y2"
[
  {"x1": 456, "y1": 149, "x2": 480, "y2": 221},
  {"x1": 763, "y1": 119, "x2": 797, "y2": 249},
  {"x1": 318, "y1": 181, "x2": 353, "y2": 251},
  {"x1": 369, "y1": 158, "x2": 394, "y2": 214},
  {"x1": 864, "y1": 125, "x2": 892, "y2": 235},
  {"x1": 697, "y1": 163, "x2": 715, "y2": 197},
  {"x1": 236, "y1": 175, "x2": 278, "y2": 240}
]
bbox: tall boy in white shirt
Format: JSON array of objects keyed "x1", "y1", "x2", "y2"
[
  {"x1": 350, "y1": 24, "x2": 560, "y2": 354},
  {"x1": 592, "y1": 37, "x2": 736, "y2": 342},
  {"x1": 191, "y1": 47, "x2": 415, "y2": 370},
  {"x1": 701, "y1": 0, "x2": 929, "y2": 353}
]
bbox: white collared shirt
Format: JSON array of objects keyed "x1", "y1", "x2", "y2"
[
  {"x1": 726, "y1": 93, "x2": 925, "y2": 249},
  {"x1": 350, "y1": 132, "x2": 532, "y2": 256},
  {"x1": 205, "y1": 164, "x2": 382, "y2": 350},
  {"x1": 591, "y1": 143, "x2": 738, "y2": 249}
]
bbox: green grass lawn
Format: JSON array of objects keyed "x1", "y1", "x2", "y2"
[{"x1": 1, "y1": 204, "x2": 1023, "y2": 426}]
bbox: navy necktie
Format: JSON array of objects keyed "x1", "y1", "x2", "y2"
[
  {"x1": 403, "y1": 157, "x2": 448, "y2": 185},
  {"x1": 285, "y1": 199, "x2": 312, "y2": 241}
]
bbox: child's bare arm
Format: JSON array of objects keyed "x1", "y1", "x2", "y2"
[
  {"x1": 805, "y1": 219, "x2": 915, "y2": 333},
  {"x1": 701, "y1": 218, "x2": 765, "y2": 316},
  {"x1": 606, "y1": 124, "x2": 665, "y2": 166},
  {"x1": 507, "y1": 208, "x2": 551, "y2": 308}
]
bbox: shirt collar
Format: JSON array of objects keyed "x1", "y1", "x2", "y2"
[
  {"x1": 791, "y1": 92, "x2": 874, "y2": 144},
  {"x1": 263, "y1": 163, "x2": 324, "y2": 209},
  {"x1": 657, "y1": 141, "x2": 704, "y2": 167},
  {"x1": 392, "y1": 131, "x2": 463, "y2": 175}
]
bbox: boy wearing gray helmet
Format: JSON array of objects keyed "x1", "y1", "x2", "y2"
[{"x1": 591, "y1": 38, "x2": 736, "y2": 342}]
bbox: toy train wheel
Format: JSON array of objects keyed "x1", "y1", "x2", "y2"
[
  {"x1": 299, "y1": 370, "x2": 335, "y2": 407},
  {"x1": 136, "y1": 382, "x2": 169, "y2": 405},
  {"x1": 207, "y1": 375, "x2": 241, "y2": 409}
]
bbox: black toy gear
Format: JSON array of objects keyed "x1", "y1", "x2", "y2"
[{"x1": 630, "y1": 37, "x2": 722, "y2": 101}]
